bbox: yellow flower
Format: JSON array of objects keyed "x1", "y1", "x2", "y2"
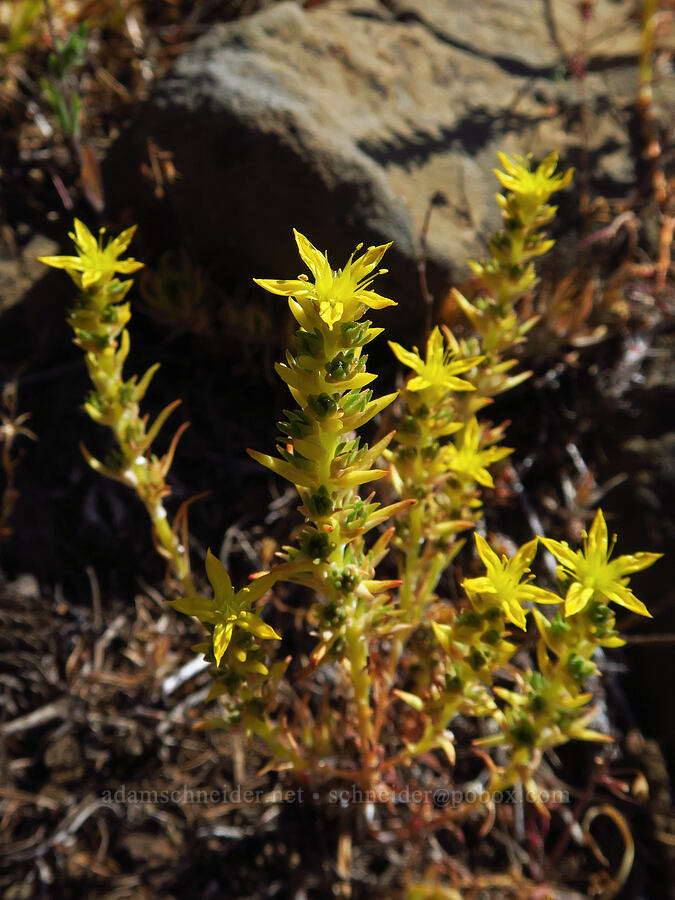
[
  {"x1": 254, "y1": 229, "x2": 395, "y2": 330},
  {"x1": 388, "y1": 326, "x2": 483, "y2": 392},
  {"x1": 169, "y1": 550, "x2": 281, "y2": 666},
  {"x1": 441, "y1": 418, "x2": 512, "y2": 488},
  {"x1": 495, "y1": 151, "x2": 573, "y2": 219},
  {"x1": 464, "y1": 533, "x2": 560, "y2": 630},
  {"x1": 539, "y1": 509, "x2": 661, "y2": 618},
  {"x1": 39, "y1": 219, "x2": 143, "y2": 289}
]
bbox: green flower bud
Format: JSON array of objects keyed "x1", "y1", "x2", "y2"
[
  {"x1": 308, "y1": 485, "x2": 333, "y2": 516},
  {"x1": 342, "y1": 390, "x2": 370, "y2": 416},
  {"x1": 468, "y1": 649, "x2": 486, "y2": 671},
  {"x1": 510, "y1": 713, "x2": 536, "y2": 748},
  {"x1": 342, "y1": 320, "x2": 370, "y2": 347},
  {"x1": 529, "y1": 693, "x2": 547, "y2": 714},
  {"x1": 302, "y1": 529, "x2": 333, "y2": 561},
  {"x1": 587, "y1": 602, "x2": 611, "y2": 624},
  {"x1": 550, "y1": 612, "x2": 571, "y2": 640},
  {"x1": 295, "y1": 328, "x2": 322, "y2": 357},
  {"x1": 444, "y1": 674, "x2": 463, "y2": 693},
  {"x1": 457, "y1": 610, "x2": 483, "y2": 630},
  {"x1": 308, "y1": 393, "x2": 338, "y2": 418},
  {"x1": 482, "y1": 628, "x2": 502, "y2": 646},
  {"x1": 567, "y1": 653, "x2": 596, "y2": 683}
]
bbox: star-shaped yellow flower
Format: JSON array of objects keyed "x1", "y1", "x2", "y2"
[
  {"x1": 39, "y1": 219, "x2": 143, "y2": 289},
  {"x1": 539, "y1": 509, "x2": 661, "y2": 618},
  {"x1": 388, "y1": 326, "x2": 483, "y2": 393},
  {"x1": 463, "y1": 533, "x2": 560, "y2": 630},
  {"x1": 169, "y1": 550, "x2": 281, "y2": 666},
  {"x1": 254, "y1": 229, "x2": 395, "y2": 331},
  {"x1": 495, "y1": 151, "x2": 573, "y2": 220},
  {"x1": 441, "y1": 418, "x2": 512, "y2": 488}
]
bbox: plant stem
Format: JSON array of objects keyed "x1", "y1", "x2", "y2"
[
  {"x1": 152, "y1": 505, "x2": 194, "y2": 595},
  {"x1": 345, "y1": 615, "x2": 377, "y2": 784}
]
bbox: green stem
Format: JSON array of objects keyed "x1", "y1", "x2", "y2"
[
  {"x1": 152, "y1": 505, "x2": 194, "y2": 595},
  {"x1": 345, "y1": 613, "x2": 377, "y2": 784}
]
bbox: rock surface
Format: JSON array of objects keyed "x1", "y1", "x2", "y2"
[
  {"x1": 0, "y1": 232, "x2": 58, "y2": 315},
  {"x1": 106, "y1": 0, "x2": 671, "y2": 329}
]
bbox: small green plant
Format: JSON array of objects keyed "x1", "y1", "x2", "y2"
[
  {"x1": 377, "y1": 153, "x2": 572, "y2": 722},
  {"x1": 178, "y1": 231, "x2": 410, "y2": 779},
  {"x1": 0, "y1": 0, "x2": 43, "y2": 55},
  {"x1": 138, "y1": 250, "x2": 211, "y2": 337},
  {"x1": 41, "y1": 152, "x2": 661, "y2": 894},
  {"x1": 39, "y1": 220, "x2": 193, "y2": 592},
  {"x1": 40, "y1": 18, "x2": 88, "y2": 143},
  {"x1": 166, "y1": 156, "x2": 658, "y2": 798}
]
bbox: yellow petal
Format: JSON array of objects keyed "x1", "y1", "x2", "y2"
[
  {"x1": 431, "y1": 621, "x2": 453, "y2": 654},
  {"x1": 439, "y1": 374, "x2": 475, "y2": 392},
  {"x1": 293, "y1": 229, "x2": 331, "y2": 281},
  {"x1": 463, "y1": 575, "x2": 497, "y2": 594},
  {"x1": 318, "y1": 298, "x2": 343, "y2": 329},
  {"x1": 38, "y1": 254, "x2": 84, "y2": 271},
  {"x1": 388, "y1": 340, "x2": 422, "y2": 373},
  {"x1": 116, "y1": 259, "x2": 144, "y2": 274},
  {"x1": 213, "y1": 620, "x2": 235, "y2": 665},
  {"x1": 502, "y1": 598, "x2": 527, "y2": 630},
  {"x1": 539, "y1": 536, "x2": 578, "y2": 571},
  {"x1": 473, "y1": 466, "x2": 495, "y2": 488},
  {"x1": 512, "y1": 538, "x2": 538, "y2": 575},
  {"x1": 603, "y1": 587, "x2": 652, "y2": 618},
  {"x1": 167, "y1": 595, "x2": 217, "y2": 621},
  {"x1": 355, "y1": 288, "x2": 395, "y2": 309},
  {"x1": 612, "y1": 551, "x2": 662, "y2": 576},
  {"x1": 205, "y1": 549, "x2": 234, "y2": 604},
  {"x1": 253, "y1": 277, "x2": 312, "y2": 297},
  {"x1": 587, "y1": 508, "x2": 608, "y2": 557},
  {"x1": 349, "y1": 242, "x2": 390, "y2": 281},
  {"x1": 108, "y1": 224, "x2": 137, "y2": 257},
  {"x1": 521, "y1": 585, "x2": 561, "y2": 605},
  {"x1": 81, "y1": 268, "x2": 102, "y2": 288},
  {"x1": 406, "y1": 375, "x2": 432, "y2": 392},
  {"x1": 72, "y1": 218, "x2": 98, "y2": 255},
  {"x1": 480, "y1": 445, "x2": 513, "y2": 466},
  {"x1": 239, "y1": 612, "x2": 282, "y2": 642},
  {"x1": 564, "y1": 582, "x2": 593, "y2": 617},
  {"x1": 426, "y1": 327, "x2": 444, "y2": 367},
  {"x1": 474, "y1": 533, "x2": 501, "y2": 573}
]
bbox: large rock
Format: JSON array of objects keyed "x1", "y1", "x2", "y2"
[{"x1": 106, "y1": 0, "x2": 668, "y2": 331}]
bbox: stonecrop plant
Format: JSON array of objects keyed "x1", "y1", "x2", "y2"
[
  {"x1": 43, "y1": 151, "x2": 661, "y2": 890},
  {"x1": 198, "y1": 231, "x2": 412, "y2": 779},
  {"x1": 39, "y1": 220, "x2": 194, "y2": 593}
]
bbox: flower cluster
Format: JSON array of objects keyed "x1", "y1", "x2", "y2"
[
  {"x1": 472, "y1": 512, "x2": 660, "y2": 794},
  {"x1": 44, "y1": 152, "x2": 661, "y2": 855},
  {"x1": 177, "y1": 231, "x2": 407, "y2": 775},
  {"x1": 392, "y1": 515, "x2": 660, "y2": 798},
  {"x1": 384, "y1": 152, "x2": 574, "y2": 637},
  {"x1": 466, "y1": 152, "x2": 574, "y2": 313}
]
